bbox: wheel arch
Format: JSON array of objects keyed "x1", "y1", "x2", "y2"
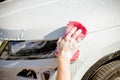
[{"x1": 81, "y1": 50, "x2": 120, "y2": 80}]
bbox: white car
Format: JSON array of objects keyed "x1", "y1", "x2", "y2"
[{"x1": 0, "y1": 0, "x2": 120, "y2": 80}]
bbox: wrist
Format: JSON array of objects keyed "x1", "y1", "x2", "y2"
[
  {"x1": 58, "y1": 55, "x2": 70, "y2": 64},
  {"x1": 59, "y1": 51, "x2": 71, "y2": 59}
]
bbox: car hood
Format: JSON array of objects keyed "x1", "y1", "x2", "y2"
[{"x1": 0, "y1": 0, "x2": 120, "y2": 40}]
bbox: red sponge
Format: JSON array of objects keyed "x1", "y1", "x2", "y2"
[{"x1": 55, "y1": 21, "x2": 87, "y2": 62}]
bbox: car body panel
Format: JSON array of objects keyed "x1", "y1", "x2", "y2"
[
  {"x1": 0, "y1": 0, "x2": 120, "y2": 80},
  {"x1": 0, "y1": 0, "x2": 120, "y2": 40},
  {"x1": 50, "y1": 26, "x2": 120, "y2": 80},
  {"x1": 0, "y1": 26, "x2": 120, "y2": 80}
]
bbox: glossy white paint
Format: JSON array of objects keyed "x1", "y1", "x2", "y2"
[
  {"x1": 0, "y1": 0, "x2": 120, "y2": 80},
  {"x1": 0, "y1": 26, "x2": 120, "y2": 80},
  {"x1": 50, "y1": 26, "x2": 120, "y2": 80},
  {"x1": 0, "y1": 0, "x2": 120, "y2": 40}
]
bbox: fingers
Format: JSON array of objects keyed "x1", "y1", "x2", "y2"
[
  {"x1": 71, "y1": 29, "x2": 82, "y2": 43},
  {"x1": 72, "y1": 29, "x2": 81, "y2": 40},
  {"x1": 65, "y1": 27, "x2": 82, "y2": 42},
  {"x1": 77, "y1": 38, "x2": 81, "y2": 42},
  {"x1": 65, "y1": 27, "x2": 77, "y2": 39},
  {"x1": 57, "y1": 37, "x2": 62, "y2": 43},
  {"x1": 57, "y1": 27, "x2": 82, "y2": 47},
  {"x1": 66, "y1": 25, "x2": 73, "y2": 34}
]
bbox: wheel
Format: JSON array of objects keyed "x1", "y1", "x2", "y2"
[{"x1": 92, "y1": 60, "x2": 120, "y2": 80}]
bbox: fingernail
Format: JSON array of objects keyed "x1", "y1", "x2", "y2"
[
  {"x1": 74, "y1": 27, "x2": 77, "y2": 30},
  {"x1": 77, "y1": 29, "x2": 82, "y2": 33}
]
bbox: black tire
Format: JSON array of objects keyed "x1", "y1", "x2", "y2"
[{"x1": 92, "y1": 60, "x2": 120, "y2": 80}]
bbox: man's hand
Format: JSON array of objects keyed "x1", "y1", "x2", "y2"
[
  {"x1": 57, "y1": 27, "x2": 81, "y2": 61},
  {"x1": 56, "y1": 27, "x2": 82, "y2": 80}
]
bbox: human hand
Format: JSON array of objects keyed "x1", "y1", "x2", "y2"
[{"x1": 57, "y1": 27, "x2": 82, "y2": 61}]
